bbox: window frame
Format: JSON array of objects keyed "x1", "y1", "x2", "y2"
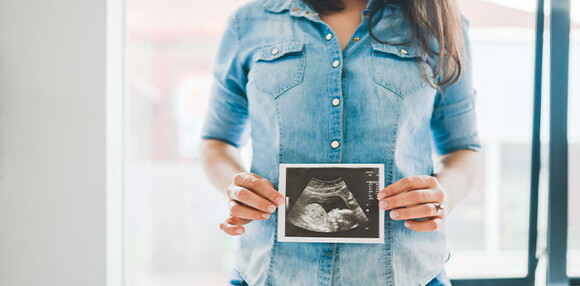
[
  {"x1": 106, "y1": 0, "x2": 126, "y2": 285},
  {"x1": 547, "y1": 0, "x2": 573, "y2": 285}
]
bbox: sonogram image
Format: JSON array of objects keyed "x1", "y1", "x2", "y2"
[
  {"x1": 281, "y1": 165, "x2": 383, "y2": 240},
  {"x1": 287, "y1": 177, "x2": 368, "y2": 233}
]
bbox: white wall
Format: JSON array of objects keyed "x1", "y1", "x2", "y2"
[{"x1": 0, "y1": 0, "x2": 107, "y2": 285}]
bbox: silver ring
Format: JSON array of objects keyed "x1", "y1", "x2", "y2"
[{"x1": 433, "y1": 203, "x2": 445, "y2": 214}]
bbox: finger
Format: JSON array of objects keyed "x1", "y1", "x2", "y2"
[
  {"x1": 228, "y1": 185, "x2": 278, "y2": 213},
  {"x1": 219, "y1": 216, "x2": 252, "y2": 236},
  {"x1": 377, "y1": 175, "x2": 438, "y2": 199},
  {"x1": 389, "y1": 203, "x2": 440, "y2": 220},
  {"x1": 404, "y1": 217, "x2": 444, "y2": 232},
  {"x1": 233, "y1": 172, "x2": 284, "y2": 206},
  {"x1": 219, "y1": 220, "x2": 245, "y2": 236},
  {"x1": 379, "y1": 189, "x2": 442, "y2": 210},
  {"x1": 225, "y1": 216, "x2": 252, "y2": 226},
  {"x1": 229, "y1": 200, "x2": 271, "y2": 220}
]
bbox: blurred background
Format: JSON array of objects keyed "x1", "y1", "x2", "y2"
[{"x1": 123, "y1": 0, "x2": 580, "y2": 285}]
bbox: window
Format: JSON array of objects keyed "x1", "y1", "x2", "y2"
[
  {"x1": 124, "y1": 1, "x2": 251, "y2": 284},
  {"x1": 445, "y1": 0, "x2": 538, "y2": 279}
]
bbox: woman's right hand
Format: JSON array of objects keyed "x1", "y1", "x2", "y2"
[{"x1": 219, "y1": 171, "x2": 285, "y2": 236}]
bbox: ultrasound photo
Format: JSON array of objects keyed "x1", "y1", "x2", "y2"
[{"x1": 277, "y1": 163, "x2": 385, "y2": 243}]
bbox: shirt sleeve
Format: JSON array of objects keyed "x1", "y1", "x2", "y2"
[
  {"x1": 430, "y1": 13, "x2": 482, "y2": 155},
  {"x1": 200, "y1": 12, "x2": 250, "y2": 148}
]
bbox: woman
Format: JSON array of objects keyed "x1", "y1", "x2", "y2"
[{"x1": 200, "y1": 0, "x2": 481, "y2": 284}]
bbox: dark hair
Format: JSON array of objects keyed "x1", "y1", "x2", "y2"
[
  {"x1": 302, "y1": 0, "x2": 344, "y2": 14},
  {"x1": 301, "y1": 0, "x2": 466, "y2": 90}
]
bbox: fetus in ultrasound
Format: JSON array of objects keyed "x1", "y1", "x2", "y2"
[{"x1": 287, "y1": 177, "x2": 368, "y2": 233}]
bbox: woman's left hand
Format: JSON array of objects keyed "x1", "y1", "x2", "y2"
[{"x1": 377, "y1": 175, "x2": 447, "y2": 232}]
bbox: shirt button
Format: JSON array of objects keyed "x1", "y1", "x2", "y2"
[
  {"x1": 325, "y1": 33, "x2": 333, "y2": 40},
  {"x1": 400, "y1": 49, "x2": 408, "y2": 55},
  {"x1": 353, "y1": 37, "x2": 360, "y2": 42},
  {"x1": 332, "y1": 98, "x2": 340, "y2": 106},
  {"x1": 332, "y1": 60, "x2": 340, "y2": 68},
  {"x1": 271, "y1": 48, "x2": 279, "y2": 55},
  {"x1": 330, "y1": 140, "x2": 340, "y2": 149}
]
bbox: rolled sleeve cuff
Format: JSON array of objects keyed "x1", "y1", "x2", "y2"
[
  {"x1": 434, "y1": 134, "x2": 482, "y2": 155},
  {"x1": 200, "y1": 115, "x2": 250, "y2": 148},
  {"x1": 431, "y1": 96, "x2": 481, "y2": 155},
  {"x1": 200, "y1": 135, "x2": 244, "y2": 149}
]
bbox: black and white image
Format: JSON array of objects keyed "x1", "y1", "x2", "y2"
[{"x1": 278, "y1": 163, "x2": 384, "y2": 243}]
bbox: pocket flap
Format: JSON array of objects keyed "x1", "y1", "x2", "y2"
[
  {"x1": 254, "y1": 40, "x2": 305, "y2": 62},
  {"x1": 371, "y1": 42, "x2": 422, "y2": 58}
]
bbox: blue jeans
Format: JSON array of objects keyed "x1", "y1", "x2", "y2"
[{"x1": 228, "y1": 268, "x2": 451, "y2": 285}]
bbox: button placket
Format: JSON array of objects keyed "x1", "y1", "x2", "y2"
[
  {"x1": 317, "y1": 244, "x2": 336, "y2": 286},
  {"x1": 316, "y1": 24, "x2": 343, "y2": 161}
]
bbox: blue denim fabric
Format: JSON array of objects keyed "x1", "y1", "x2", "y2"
[
  {"x1": 201, "y1": 0, "x2": 481, "y2": 285},
  {"x1": 229, "y1": 269, "x2": 249, "y2": 285},
  {"x1": 425, "y1": 269, "x2": 452, "y2": 286},
  {"x1": 228, "y1": 268, "x2": 452, "y2": 286}
]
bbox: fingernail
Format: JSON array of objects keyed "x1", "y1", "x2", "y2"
[
  {"x1": 262, "y1": 213, "x2": 270, "y2": 219},
  {"x1": 267, "y1": 205, "x2": 276, "y2": 213},
  {"x1": 379, "y1": 201, "x2": 388, "y2": 209},
  {"x1": 235, "y1": 228, "x2": 243, "y2": 234},
  {"x1": 404, "y1": 221, "x2": 412, "y2": 228},
  {"x1": 390, "y1": 210, "x2": 399, "y2": 219},
  {"x1": 276, "y1": 197, "x2": 284, "y2": 205},
  {"x1": 377, "y1": 192, "x2": 386, "y2": 200}
]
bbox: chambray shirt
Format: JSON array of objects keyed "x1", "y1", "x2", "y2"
[{"x1": 201, "y1": 0, "x2": 481, "y2": 285}]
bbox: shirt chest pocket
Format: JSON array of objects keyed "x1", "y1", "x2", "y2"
[
  {"x1": 370, "y1": 43, "x2": 429, "y2": 97},
  {"x1": 250, "y1": 40, "x2": 306, "y2": 99}
]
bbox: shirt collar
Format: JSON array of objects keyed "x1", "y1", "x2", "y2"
[
  {"x1": 262, "y1": 0, "x2": 394, "y2": 15},
  {"x1": 262, "y1": 0, "x2": 293, "y2": 13}
]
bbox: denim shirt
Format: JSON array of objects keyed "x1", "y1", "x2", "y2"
[{"x1": 201, "y1": 0, "x2": 481, "y2": 284}]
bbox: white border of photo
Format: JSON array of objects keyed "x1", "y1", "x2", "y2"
[{"x1": 277, "y1": 163, "x2": 385, "y2": 244}]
